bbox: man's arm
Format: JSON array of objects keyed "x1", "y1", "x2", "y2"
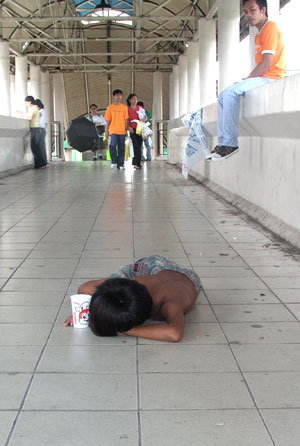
[
  {"x1": 246, "y1": 53, "x2": 273, "y2": 78},
  {"x1": 122, "y1": 299, "x2": 185, "y2": 342},
  {"x1": 105, "y1": 121, "x2": 110, "y2": 139}
]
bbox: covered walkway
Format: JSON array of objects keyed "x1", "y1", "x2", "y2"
[{"x1": 1, "y1": 160, "x2": 300, "y2": 445}]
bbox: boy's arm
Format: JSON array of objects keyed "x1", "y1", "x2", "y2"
[
  {"x1": 122, "y1": 299, "x2": 184, "y2": 342},
  {"x1": 105, "y1": 121, "x2": 110, "y2": 139}
]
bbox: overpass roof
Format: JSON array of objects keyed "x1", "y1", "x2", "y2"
[{"x1": 2, "y1": 0, "x2": 290, "y2": 74}]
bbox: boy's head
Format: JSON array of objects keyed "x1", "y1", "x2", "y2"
[
  {"x1": 243, "y1": 0, "x2": 268, "y2": 20},
  {"x1": 89, "y1": 104, "x2": 98, "y2": 114},
  {"x1": 137, "y1": 101, "x2": 144, "y2": 107},
  {"x1": 89, "y1": 278, "x2": 153, "y2": 336},
  {"x1": 112, "y1": 89, "x2": 123, "y2": 104}
]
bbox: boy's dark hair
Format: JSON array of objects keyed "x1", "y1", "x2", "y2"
[
  {"x1": 35, "y1": 99, "x2": 44, "y2": 109},
  {"x1": 89, "y1": 103, "x2": 97, "y2": 109},
  {"x1": 25, "y1": 95, "x2": 35, "y2": 104},
  {"x1": 89, "y1": 278, "x2": 153, "y2": 336},
  {"x1": 243, "y1": 0, "x2": 268, "y2": 17},
  {"x1": 137, "y1": 101, "x2": 144, "y2": 107},
  {"x1": 113, "y1": 89, "x2": 123, "y2": 96},
  {"x1": 127, "y1": 93, "x2": 138, "y2": 107}
]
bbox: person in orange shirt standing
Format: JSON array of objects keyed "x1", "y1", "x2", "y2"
[
  {"x1": 104, "y1": 89, "x2": 129, "y2": 170},
  {"x1": 209, "y1": 0, "x2": 285, "y2": 160}
]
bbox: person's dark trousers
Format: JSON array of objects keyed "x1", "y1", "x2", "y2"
[
  {"x1": 109, "y1": 134, "x2": 126, "y2": 167},
  {"x1": 39, "y1": 128, "x2": 48, "y2": 165},
  {"x1": 130, "y1": 130, "x2": 143, "y2": 167},
  {"x1": 30, "y1": 127, "x2": 47, "y2": 168}
]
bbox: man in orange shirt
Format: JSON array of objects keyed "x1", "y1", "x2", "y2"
[
  {"x1": 209, "y1": 0, "x2": 285, "y2": 160},
  {"x1": 104, "y1": 89, "x2": 129, "y2": 169}
]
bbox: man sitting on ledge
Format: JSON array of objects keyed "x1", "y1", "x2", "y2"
[
  {"x1": 209, "y1": 0, "x2": 286, "y2": 160},
  {"x1": 64, "y1": 255, "x2": 201, "y2": 342}
]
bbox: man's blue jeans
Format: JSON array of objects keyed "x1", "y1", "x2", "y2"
[
  {"x1": 217, "y1": 77, "x2": 275, "y2": 147},
  {"x1": 141, "y1": 137, "x2": 151, "y2": 161},
  {"x1": 109, "y1": 134, "x2": 126, "y2": 167}
]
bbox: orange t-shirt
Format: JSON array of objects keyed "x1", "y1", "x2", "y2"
[
  {"x1": 255, "y1": 21, "x2": 286, "y2": 79},
  {"x1": 104, "y1": 103, "x2": 129, "y2": 135}
]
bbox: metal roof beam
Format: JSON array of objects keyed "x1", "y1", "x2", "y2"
[
  {"x1": 0, "y1": 15, "x2": 200, "y2": 22},
  {"x1": 24, "y1": 51, "x2": 181, "y2": 57},
  {"x1": 9, "y1": 37, "x2": 190, "y2": 42},
  {"x1": 41, "y1": 62, "x2": 175, "y2": 67},
  {"x1": 144, "y1": 0, "x2": 175, "y2": 17},
  {"x1": 206, "y1": 0, "x2": 218, "y2": 20}
]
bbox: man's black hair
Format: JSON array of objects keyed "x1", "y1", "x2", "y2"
[
  {"x1": 25, "y1": 95, "x2": 35, "y2": 104},
  {"x1": 137, "y1": 101, "x2": 144, "y2": 107},
  {"x1": 113, "y1": 89, "x2": 123, "y2": 96},
  {"x1": 127, "y1": 93, "x2": 138, "y2": 107},
  {"x1": 89, "y1": 278, "x2": 153, "y2": 336},
  {"x1": 89, "y1": 103, "x2": 97, "y2": 109},
  {"x1": 35, "y1": 99, "x2": 44, "y2": 109},
  {"x1": 243, "y1": 0, "x2": 268, "y2": 17}
]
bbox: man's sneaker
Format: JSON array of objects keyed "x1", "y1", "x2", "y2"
[
  {"x1": 110, "y1": 163, "x2": 117, "y2": 169},
  {"x1": 207, "y1": 146, "x2": 239, "y2": 161},
  {"x1": 211, "y1": 145, "x2": 223, "y2": 155},
  {"x1": 119, "y1": 166, "x2": 125, "y2": 170},
  {"x1": 219, "y1": 146, "x2": 239, "y2": 158}
]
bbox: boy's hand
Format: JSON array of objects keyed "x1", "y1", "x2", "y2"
[{"x1": 63, "y1": 315, "x2": 73, "y2": 327}]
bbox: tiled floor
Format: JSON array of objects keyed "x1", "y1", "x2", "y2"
[{"x1": 1, "y1": 160, "x2": 300, "y2": 445}]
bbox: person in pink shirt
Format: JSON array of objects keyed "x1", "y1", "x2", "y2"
[{"x1": 127, "y1": 93, "x2": 145, "y2": 169}]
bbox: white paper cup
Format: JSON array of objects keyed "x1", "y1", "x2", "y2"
[{"x1": 70, "y1": 294, "x2": 92, "y2": 329}]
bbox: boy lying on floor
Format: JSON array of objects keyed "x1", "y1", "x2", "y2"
[{"x1": 64, "y1": 254, "x2": 201, "y2": 342}]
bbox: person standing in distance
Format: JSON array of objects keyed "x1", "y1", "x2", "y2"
[
  {"x1": 24, "y1": 96, "x2": 48, "y2": 169},
  {"x1": 104, "y1": 90, "x2": 129, "y2": 170},
  {"x1": 87, "y1": 104, "x2": 106, "y2": 161}
]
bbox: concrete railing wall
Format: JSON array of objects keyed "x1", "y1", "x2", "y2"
[
  {"x1": 168, "y1": 74, "x2": 300, "y2": 248},
  {"x1": 0, "y1": 116, "x2": 32, "y2": 177}
]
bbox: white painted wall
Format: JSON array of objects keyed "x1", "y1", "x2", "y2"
[
  {"x1": 167, "y1": 74, "x2": 300, "y2": 247},
  {"x1": 0, "y1": 115, "x2": 32, "y2": 176}
]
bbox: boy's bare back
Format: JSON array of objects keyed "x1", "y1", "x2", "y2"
[
  {"x1": 135, "y1": 269, "x2": 198, "y2": 317},
  {"x1": 64, "y1": 269, "x2": 199, "y2": 342}
]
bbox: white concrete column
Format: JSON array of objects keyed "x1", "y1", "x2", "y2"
[
  {"x1": 10, "y1": 74, "x2": 16, "y2": 116},
  {"x1": 169, "y1": 71, "x2": 175, "y2": 119},
  {"x1": 152, "y1": 71, "x2": 163, "y2": 158},
  {"x1": 173, "y1": 65, "x2": 180, "y2": 118},
  {"x1": 52, "y1": 72, "x2": 66, "y2": 159},
  {"x1": 41, "y1": 70, "x2": 51, "y2": 161},
  {"x1": 187, "y1": 41, "x2": 200, "y2": 113},
  {"x1": 267, "y1": 0, "x2": 280, "y2": 22},
  {"x1": 179, "y1": 54, "x2": 188, "y2": 116},
  {"x1": 198, "y1": 18, "x2": 217, "y2": 106},
  {"x1": 15, "y1": 55, "x2": 28, "y2": 113},
  {"x1": 218, "y1": 0, "x2": 240, "y2": 93},
  {"x1": 0, "y1": 41, "x2": 11, "y2": 116},
  {"x1": 30, "y1": 64, "x2": 41, "y2": 99}
]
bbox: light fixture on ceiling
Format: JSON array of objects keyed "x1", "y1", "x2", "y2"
[{"x1": 94, "y1": 0, "x2": 111, "y2": 10}]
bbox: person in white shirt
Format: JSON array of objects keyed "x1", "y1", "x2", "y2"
[
  {"x1": 87, "y1": 104, "x2": 106, "y2": 160},
  {"x1": 35, "y1": 99, "x2": 49, "y2": 167}
]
